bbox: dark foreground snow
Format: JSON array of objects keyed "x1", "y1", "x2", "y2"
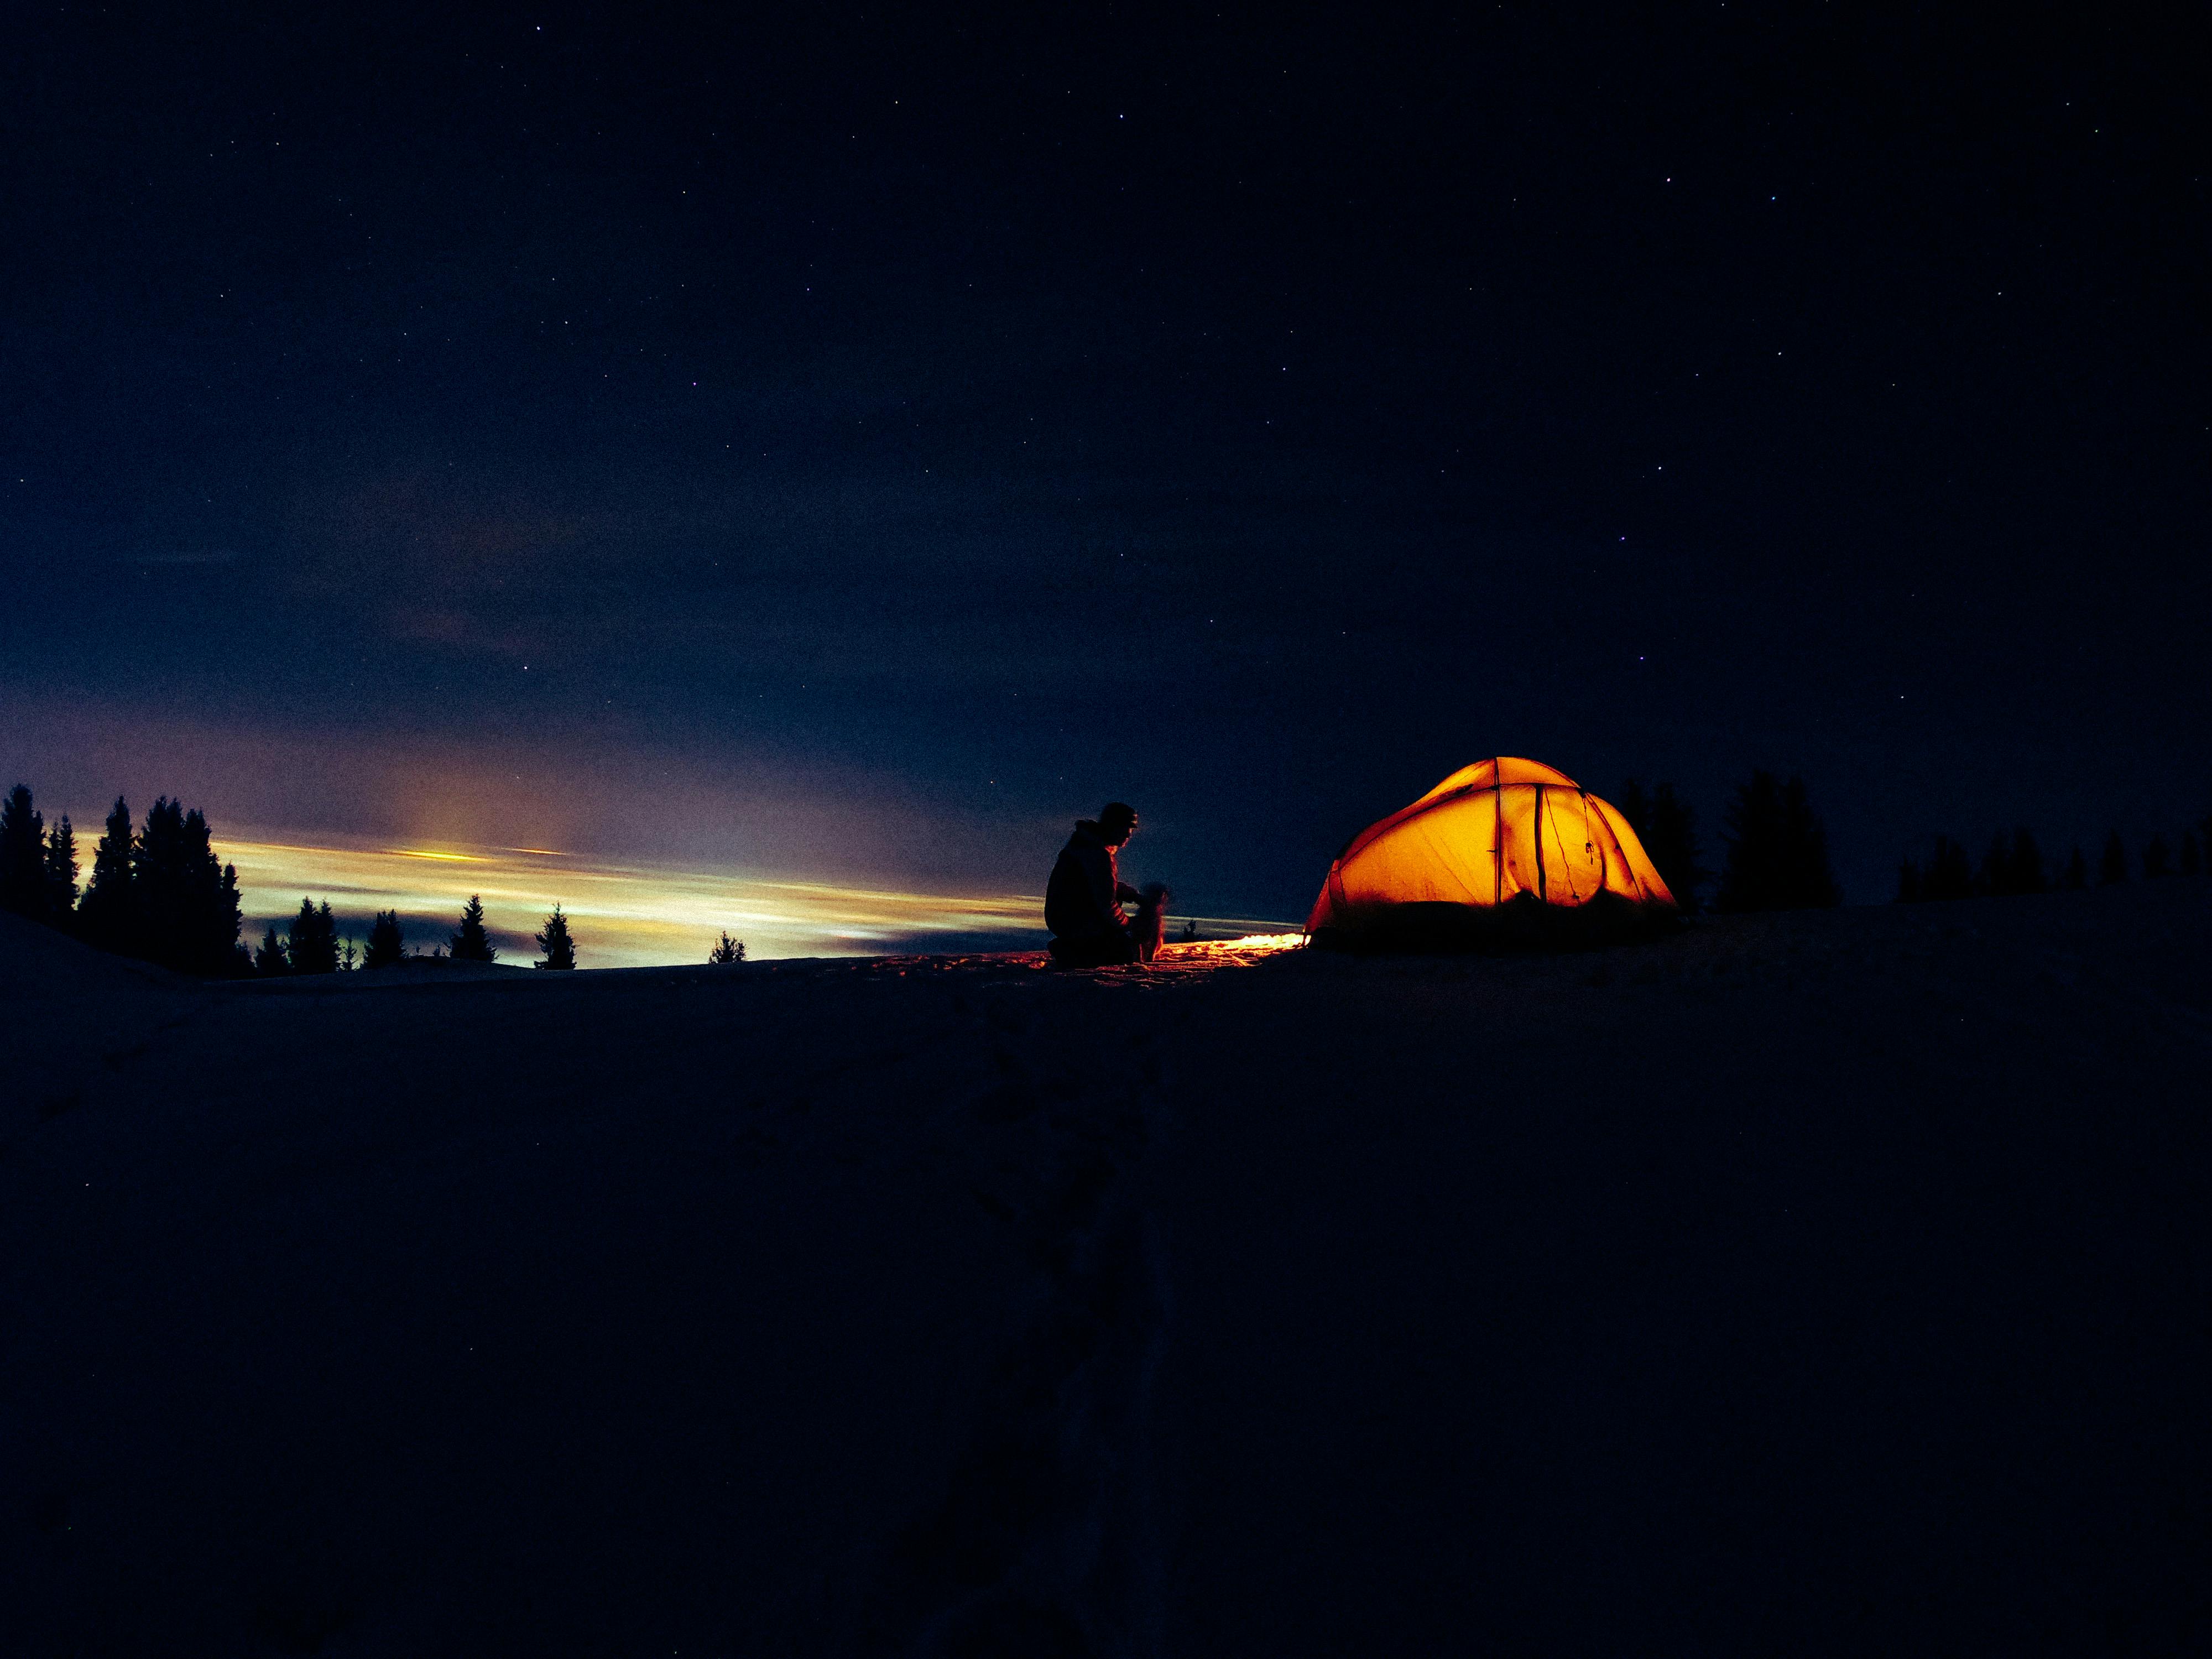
[{"x1": 3, "y1": 883, "x2": 2208, "y2": 1654}]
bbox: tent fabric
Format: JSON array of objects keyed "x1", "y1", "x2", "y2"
[{"x1": 1307, "y1": 758, "x2": 1676, "y2": 943}]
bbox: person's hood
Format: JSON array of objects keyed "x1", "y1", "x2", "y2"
[{"x1": 1072, "y1": 819, "x2": 1103, "y2": 841}]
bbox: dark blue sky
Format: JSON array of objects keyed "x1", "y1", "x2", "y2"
[{"x1": 4, "y1": 3, "x2": 2205, "y2": 916}]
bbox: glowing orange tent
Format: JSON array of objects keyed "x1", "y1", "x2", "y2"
[{"x1": 1307, "y1": 757, "x2": 1676, "y2": 947}]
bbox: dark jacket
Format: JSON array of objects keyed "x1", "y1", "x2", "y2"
[{"x1": 1046, "y1": 820, "x2": 1140, "y2": 939}]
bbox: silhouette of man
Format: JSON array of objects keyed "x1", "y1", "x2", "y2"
[{"x1": 1046, "y1": 801, "x2": 1142, "y2": 967}]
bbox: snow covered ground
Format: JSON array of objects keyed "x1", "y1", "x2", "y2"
[{"x1": 4, "y1": 882, "x2": 2206, "y2": 1653}]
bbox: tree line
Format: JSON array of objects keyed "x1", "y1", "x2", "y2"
[
  {"x1": 1615, "y1": 769, "x2": 1840, "y2": 916},
  {"x1": 248, "y1": 892, "x2": 579, "y2": 974},
  {"x1": 1609, "y1": 769, "x2": 2211, "y2": 915},
  {"x1": 1895, "y1": 820, "x2": 2209, "y2": 904},
  {"x1": 3, "y1": 781, "x2": 755, "y2": 975},
  {"x1": 1, "y1": 787, "x2": 245, "y2": 973}
]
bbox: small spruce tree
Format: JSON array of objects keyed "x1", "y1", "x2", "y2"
[
  {"x1": 1974, "y1": 831, "x2": 2010, "y2": 898},
  {"x1": 254, "y1": 922, "x2": 290, "y2": 975},
  {"x1": 450, "y1": 894, "x2": 497, "y2": 962},
  {"x1": 2182, "y1": 831, "x2": 2203, "y2": 878},
  {"x1": 2141, "y1": 834, "x2": 2173, "y2": 879},
  {"x1": 0, "y1": 784, "x2": 46, "y2": 919},
  {"x1": 1617, "y1": 779, "x2": 1709, "y2": 913},
  {"x1": 708, "y1": 930, "x2": 745, "y2": 965},
  {"x1": 1895, "y1": 854, "x2": 1923, "y2": 904},
  {"x1": 364, "y1": 910, "x2": 406, "y2": 969},
  {"x1": 132, "y1": 799, "x2": 189, "y2": 966},
  {"x1": 1922, "y1": 836, "x2": 1974, "y2": 902},
  {"x1": 534, "y1": 904, "x2": 576, "y2": 969},
  {"x1": 2098, "y1": 831, "x2": 2128, "y2": 886},
  {"x1": 77, "y1": 797, "x2": 137, "y2": 952},
  {"x1": 2056, "y1": 846, "x2": 2089, "y2": 890},
  {"x1": 288, "y1": 898, "x2": 341, "y2": 974},
  {"x1": 1976, "y1": 828, "x2": 2047, "y2": 898},
  {"x1": 1714, "y1": 771, "x2": 1842, "y2": 914},
  {"x1": 42, "y1": 815, "x2": 79, "y2": 927}
]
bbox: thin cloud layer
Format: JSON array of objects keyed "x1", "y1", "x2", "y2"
[{"x1": 218, "y1": 831, "x2": 1050, "y2": 967}]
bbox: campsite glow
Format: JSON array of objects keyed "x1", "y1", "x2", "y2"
[{"x1": 1222, "y1": 933, "x2": 1306, "y2": 953}]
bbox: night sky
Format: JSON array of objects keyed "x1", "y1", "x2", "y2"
[{"x1": 5, "y1": 4, "x2": 2205, "y2": 930}]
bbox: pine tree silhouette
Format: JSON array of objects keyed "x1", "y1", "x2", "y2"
[
  {"x1": 1714, "y1": 772, "x2": 1843, "y2": 912},
  {"x1": 254, "y1": 922, "x2": 290, "y2": 975},
  {"x1": 189, "y1": 810, "x2": 244, "y2": 975},
  {"x1": 1974, "y1": 832, "x2": 2010, "y2": 897},
  {"x1": 364, "y1": 910, "x2": 406, "y2": 969},
  {"x1": 288, "y1": 898, "x2": 340, "y2": 974},
  {"x1": 1975, "y1": 828, "x2": 2047, "y2": 898},
  {"x1": 2056, "y1": 845, "x2": 2089, "y2": 890},
  {"x1": 450, "y1": 894, "x2": 497, "y2": 962},
  {"x1": 2007, "y1": 828, "x2": 2047, "y2": 895},
  {"x1": 1921, "y1": 836, "x2": 1974, "y2": 902},
  {"x1": 128, "y1": 800, "x2": 242, "y2": 973},
  {"x1": 1617, "y1": 779, "x2": 1710, "y2": 913},
  {"x1": 708, "y1": 930, "x2": 745, "y2": 964},
  {"x1": 0, "y1": 785, "x2": 46, "y2": 919},
  {"x1": 1895, "y1": 854, "x2": 1924, "y2": 904},
  {"x1": 2183, "y1": 831, "x2": 2204, "y2": 877},
  {"x1": 2098, "y1": 831, "x2": 2128, "y2": 886},
  {"x1": 534, "y1": 904, "x2": 576, "y2": 969},
  {"x1": 133, "y1": 799, "x2": 190, "y2": 967},
  {"x1": 2141, "y1": 834, "x2": 2173, "y2": 879},
  {"x1": 77, "y1": 797, "x2": 137, "y2": 951},
  {"x1": 43, "y1": 816, "x2": 79, "y2": 926}
]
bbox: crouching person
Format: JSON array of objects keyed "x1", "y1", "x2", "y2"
[{"x1": 1046, "y1": 801, "x2": 1142, "y2": 967}]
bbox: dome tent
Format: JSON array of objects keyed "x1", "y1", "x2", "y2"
[{"x1": 1307, "y1": 757, "x2": 1677, "y2": 948}]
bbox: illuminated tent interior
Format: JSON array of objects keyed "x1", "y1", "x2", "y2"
[{"x1": 1307, "y1": 757, "x2": 1677, "y2": 948}]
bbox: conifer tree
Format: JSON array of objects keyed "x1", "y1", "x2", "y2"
[
  {"x1": 2056, "y1": 846, "x2": 2089, "y2": 890},
  {"x1": 44, "y1": 816, "x2": 79, "y2": 925},
  {"x1": 254, "y1": 922, "x2": 290, "y2": 975},
  {"x1": 128, "y1": 799, "x2": 242, "y2": 972},
  {"x1": 2098, "y1": 831, "x2": 2128, "y2": 886},
  {"x1": 2007, "y1": 827, "x2": 2047, "y2": 895},
  {"x1": 534, "y1": 904, "x2": 576, "y2": 969},
  {"x1": 77, "y1": 797, "x2": 137, "y2": 951},
  {"x1": 708, "y1": 930, "x2": 745, "y2": 964},
  {"x1": 364, "y1": 910, "x2": 406, "y2": 969},
  {"x1": 0, "y1": 784, "x2": 46, "y2": 919},
  {"x1": 288, "y1": 897, "x2": 340, "y2": 974},
  {"x1": 132, "y1": 798, "x2": 190, "y2": 965},
  {"x1": 1714, "y1": 772, "x2": 1842, "y2": 912},
  {"x1": 2141, "y1": 834, "x2": 2173, "y2": 879},
  {"x1": 2183, "y1": 831, "x2": 2204, "y2": 878},
  {"x1": 1922, "y1": 836, "x2": 1974, "y2": 901},
  {"x1": 1617, "y1": 779, "x2": 1709, "y2": 913},
  {"x1": 1895, "y1": 854, "x2": 1924, "y2": 904},
  {"x1": 1974, "y1": 832, "x2": 2010, "y2": 898},
  {"x1": 184, "y1": 810, "x2": 243, "y2": 974},
  {"x1": 1975, "y1": 828, "x2": 2047, "y2": 898},
  {"x1": 450, "y1": 894, "x2": 496, "y2": 962}
]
